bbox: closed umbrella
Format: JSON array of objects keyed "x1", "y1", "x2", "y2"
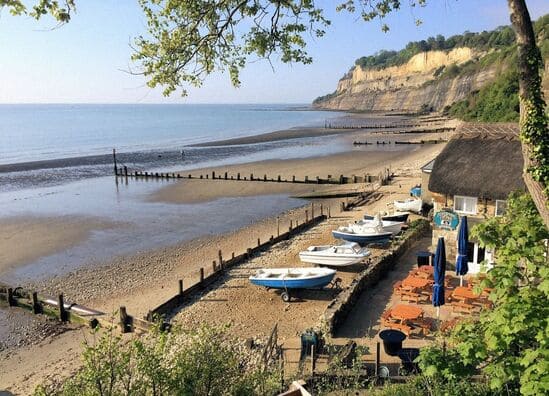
[
  {"x1": 455, "y1": 216, "x2": 469, "y2": 286},
  {"x1": 432, "y1": 237, "x2": 446, "y2": 320}
]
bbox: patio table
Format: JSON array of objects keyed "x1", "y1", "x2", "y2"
[
  {"x1": 452, "y1": 286, "x2": 481, "y2": 301},
  {"x1": 402, "y1": 276, "x2": 431, "y2": 289},
  {"x1": 390, "y1": 304, "x2": 423, "y2": 323},
  {"x1": 413, "y1": 265, "x2": 434, "y2": 279}
]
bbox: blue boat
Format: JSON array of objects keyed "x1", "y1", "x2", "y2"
[
  {"x1": 249, "y1": 267, "x2": 336, "y2": 302},
  {"x1": 332, "y1": 227, "x2": 393, "y2": 245}
]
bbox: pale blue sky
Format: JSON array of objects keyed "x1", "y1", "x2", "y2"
[{"x1": 0, "y1": 0, "x2": 546, "y2": 104}]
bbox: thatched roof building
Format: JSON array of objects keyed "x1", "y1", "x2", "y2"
[{"x1": 428, "y1": 123, "x2": 525, "y2": 200}]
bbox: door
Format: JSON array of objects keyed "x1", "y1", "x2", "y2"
[{"x1": 468, "y1": 243, "x2": 493, "y2": 274}]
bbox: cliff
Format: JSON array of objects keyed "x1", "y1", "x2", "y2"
[{"x1": 313, "y1": 47, "x2": 498, "y2": 112}]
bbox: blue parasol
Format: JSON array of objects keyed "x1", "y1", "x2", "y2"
[
  {"x1": 432, "y1": 237, "x2": 446, "y2": 318},
  {"x1": 455, "y1": 216, "x2": 469, "y2": 286}
]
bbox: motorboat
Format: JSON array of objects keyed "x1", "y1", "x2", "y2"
[
  {"x1": 354, "y1": 218, "x2": 404, "y2": 236},
  {"x1": 299, "y1": 242, "x2": 370, "y2": 266},
  {"x1": 394, "y1": 198, "x2": 423, "y2": 213},
  {"x1": 249, "y1": 267, "x2": 337, "y2": 302},
  {"x1": 332, "y1": 225, "x2": 393, "y2": 245},
  {"x1": 364, "y1": 211, "x2": 409, "y2": 223}
]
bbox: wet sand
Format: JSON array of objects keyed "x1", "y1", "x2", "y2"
[{"x1": 0, "y1": 216, "x2": 114, "y2": 276}]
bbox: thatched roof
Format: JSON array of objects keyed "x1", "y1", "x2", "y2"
[{"x1": 428, "y1": 123, "x2": 525, "y2": 200}]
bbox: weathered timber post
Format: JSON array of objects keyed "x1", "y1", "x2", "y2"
[
  {"x1": 188, "y1": 174, "x2": 192, "y2": 178},
  {"x1": 232, "y1": 252, "x2": 235, "y2": 259},
  {"x1": 212, "y1": 171, "x2": 215, "y2": 179},
  {"x1": 375, "y1": 342, "x2": 380, "y2": 377},
  {"x1": 289, "y1": 220, "x2": 293, "y2": 231},
  {"x1": 305, "y1": 210, "x2": 308, "y2": 222},
  {"x1": 237, "y1": 173, "x2": 240, "y2": 180},
  {"x1": 250, "y1": 173, "x2": 253, "y2": 181},
  {"x1": 218, "y1": 250, "x2": 223, "y2": 269},
  {"x1": 32, "y1": 292, "x2": 42, "y2": 314},
  {"x1": 311, "y1": 203, "x2": 314, "y2": 219},
  {"x1": 124, "y1": 166, "x2": 128, "y2": 178},
  {"x1": 112, "y1": 148, "x2": 118, "y2": 175},
  {"x1": 353, "y1": 175, "x2": 357, "y2": 183},
  {"x1": 320, "y1": 204, "x2": 323, "y2": 216},
  {"x1": 316, "y1": 176, "x2": 320, "y2": 184},
  {"x1": 199, "y1": 268, "x2": 205, "y2": 283},
  {"x1": 58, "y1": 294, "x2": 68, "y2": 322},
  {"x1": 264, "y1": 174, "x2": 267, "y2": 181},
  {"x1": 277, "y1": 217, "x2": 280, "y2": 237},
  {"x1": 247, "y1": 248, "x2": 252, "y2": 258},
  {"x1": 179, "y1": 279, "x2": 184, "y2": 295},
  {"x1": 212, "y1": 261, "x2": 217, "y2": 272},
  {"x1": 304, "y1": 175, "x2": 309, "y2": 183},
  {"x1": 339, "y1": 174, "x2": 344, "y2": 184},
  {"x1": 224, "y1": 172, "x2": 228, "y2": 180},
  {"x1": 257, "y1": 238, "x2": 261, "y2": 247},
  {"x1": 277, "y1": 175, "x2": 281, "y2": 182},
  {"x1": 7, "y1": 288, "x2": 15, "y2": 306},
  {"x1": 292, "y1": 175, "x2": 296, "y2": 182},
  {"x1": 200, "y1": 174, "x2": 203, "y2": 179},
  {"x1": 206, "y1": 174, "x2": 209, "y2": 179},
  {"x1": 119, "y1": 306, "x2": 131, "y2": 333},
  {"x1": 328, "y1": 206, "x2": 331, "y2": 218}
]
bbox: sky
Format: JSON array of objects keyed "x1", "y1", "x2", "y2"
[{"x1": 0, "y1": 0, "x2": 547, "y2": 104}]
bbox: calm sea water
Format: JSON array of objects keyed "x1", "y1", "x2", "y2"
[{"x1": 0, "y1": 104, "x2": 339, "y2": 165}]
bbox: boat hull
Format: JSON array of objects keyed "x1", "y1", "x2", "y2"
[
  {"x1": 298, "y1": 253, "x2": 366, "y2": 266},
  {"x1": 332, "y1": 230, "x2": 392, "y2": 245},
  {"x1": 249, "y1": 272, "x2": 336, "y2": 289},
  {"x1": 394, "y1": 199, "x2": 422, "y2": 213},
  {"x1": 364, "y1": 213, "x2": 409, "y2": 222}
]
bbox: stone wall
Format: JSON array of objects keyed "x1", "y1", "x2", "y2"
[{"x1": 319, "y1": 219, "x2": 431, "y2": 337}]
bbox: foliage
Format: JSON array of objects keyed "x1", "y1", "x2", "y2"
[
  {"x1": 368, "y1": 375, "x2": 499, "y2": 396},
  {"x1": 416, "y1": 193, "x2": 549, "y2": 395},
  {"x1": 34, "y1": 324, "x2": 282, "y2": 396},
  {"x1": 447, "y1": 68, "x2": 520, "y2": 122},
  {"x1": 0, "y1": 0, "x2": 74, "y2": 22}
]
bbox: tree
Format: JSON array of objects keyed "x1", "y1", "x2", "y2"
[
  {"x1": 1, "y1": 0, "x2": 74, "y2": 22},
  {"x1": 417, "y1": 192, "x2": 549, "y2": 395}
]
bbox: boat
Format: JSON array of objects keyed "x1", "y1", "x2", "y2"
[
  {"x1": 249, "y1": 267, "x2": 337, "y2": 301},
  {"x1": 332, "y1": 225, "x2": 393, "y2": 245},
  {"x1": 364, "y1": 211, "x2": 409, "y2": 223},
  {"x1": 394, "y1": 198, "x2": 423, "y2": 213},
  {"x1": 299, "y1": 242, "x2": 370, "y2": 267},
  {"x1": 354, "y1": 218, "x2": 404, "y2": 235}
]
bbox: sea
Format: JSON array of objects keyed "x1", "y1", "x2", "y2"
[{"x1": 0, "y1": 104, "x2": 401, "y2": 282}]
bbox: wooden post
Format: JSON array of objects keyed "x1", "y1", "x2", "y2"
[
  {"x1": 119, "y1": 306, "x2": 130, "y2": 333},
  {"x1": 58, "y1": 294, "x2": 67, "y2": 322},
  {"x1": 328, "y1": 206, "x2": 331, "y2": 218},
  {"x1": 237, "y1": 172, "x2": 240, "y2": 180},
  {"x1": 32, "y1": 292, "x2": 42, "y2": 314},
  {"x1": 179, "y1": 279, "x2": 184, "y2": 295},
  {"x1": 304, "y1": 175, "x2": 309, "y2": 183},
  {"x1": 250, "y1": 173, "x2": 253, "y2": 181},
  {"x1": 212, "y1": 260, "x2": 217, "y2": 272},
  {"x1": 212, "y1": 171, "x2": 215, "y2": 179},
  {"x1": 257, "y1": 238, "x2": 261, "y2": 247},
  {"x1": 218, "y1": 250, "x2": 223, "y2": 269},
  {"x1": 7, "y1": 288, "x2": 15, "y2": 306},
  {"x1": 292, "y1": 175, "x2": 296, "y2": 182},
  {"x1": 247, "y1": 248, "x2": 252, "y2": 258},
  {"x1": 311, "y1": 203, "x2": 314, "y2": 219},
  {"x1": 341, "y1": 202, "x2": 345, "y2": 212},
  {"x1": 289, "y1": 220, "x2": 293, "y2": 231},
  {"x1": 320, "y1": 204, "x2": 323, "y2": 216},
  {"x1": 316, "y1": 176, "x2": 320, "y2": 184},
  {"x1": 277, "y1": 217, "x2": 280, "y2": 237},
  {"x1": 277, "y1": 175, "x2": 281, "y2": 182},
  {"x1": 264, "y1": 174, "x2": 267, "y2": 181},
  {"x1": 305, "y1": 210, "x2": 308, "y2": 222},
  {"x1": 224, "y1": 172, "x2": 228, "y2": 180},
  {"x1": 124, "y1": 166, "x2": 128, "y2": 178},
  {"x1": 311, "y1": 344, "x2": 316, "y2": 376},
  {"x1": 375, "y1": 342, "x2": 380, "y2": 377},
  {"x1": 232, "y1": 252, "x2": 235, "y2": 259},
  {"x1": 199, "y1": 268, "x2": 205, "y2": 283},
  {"x1": 339, "y1": 174, "x2": 344, "y2": 184},
  {"x1": 112, "y1": 148, "x2": 118, "y2": 175}
]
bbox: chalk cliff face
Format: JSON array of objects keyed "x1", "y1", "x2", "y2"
[{"x1": 313, "y1": 48, "x2": 498, "y2": 112}]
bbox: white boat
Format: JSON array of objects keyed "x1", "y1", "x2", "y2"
[
  {"x1": 354, "y1": 218, "x2": 404, "y2": 235},
  {"x1": 364, "y1": 211, "x2": 409, "y2": 223},
  {"x1": 299, "y1": 242, "x2": 370, "y2": 267},
  {"x1": 394, "y1": 198, "x2": 423, "y2": 213}
]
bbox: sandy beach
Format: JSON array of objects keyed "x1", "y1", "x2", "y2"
[{"x1": 0, "y1": 121, "x2": 449, "y2": 394}]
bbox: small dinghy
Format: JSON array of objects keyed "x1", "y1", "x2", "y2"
[
  {"x1": 299, "y1": 242, "x2": 370, "y2": 267},
  {"x1": 354, "y1": 218, "x2": 404, "y2": 236},
  {"x1": 394, "y1": 198, "x2": 423, "y2": 213},
  {"x1": 249, "y1": 267, "x2": 337, "y2": 302},
  {"x1": 332, "y1": 221, "x2": 393, "y2": 245},
  {"x1": 364, "y1": 211, "x2": 409, "y2": 223}
]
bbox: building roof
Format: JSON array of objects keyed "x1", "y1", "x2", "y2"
[
  {"x1": 428, "y1": 123, "x2": 525, "y2": 200},
  {"x1": 421, "y1": 159, "x2": 435, "y2": 173}
]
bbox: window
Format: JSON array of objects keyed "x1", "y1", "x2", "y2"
[
  {"x1": 454, "y1": 195, "x2": 477, "y2": 214},
  {"x1": 495, "y1": 200, "x2": 507, "y2": 217}
]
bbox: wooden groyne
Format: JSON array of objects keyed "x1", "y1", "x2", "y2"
[
  {"x1": 324, "y1": 122, "x2": 421, "y2": 130},
  {"x1": 371, "y1": 126, "x2": 455, "y2": 135},
  {"x1": 115, "y1": 166, "x2": 380, "y2": 185},
  {"x1": 353, "y1": 139, "x2": 447, "y2": 146}
]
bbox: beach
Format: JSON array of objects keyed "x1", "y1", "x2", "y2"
[{"x1": 0, "y1": 114, "x2": 451, "y2": 393}]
